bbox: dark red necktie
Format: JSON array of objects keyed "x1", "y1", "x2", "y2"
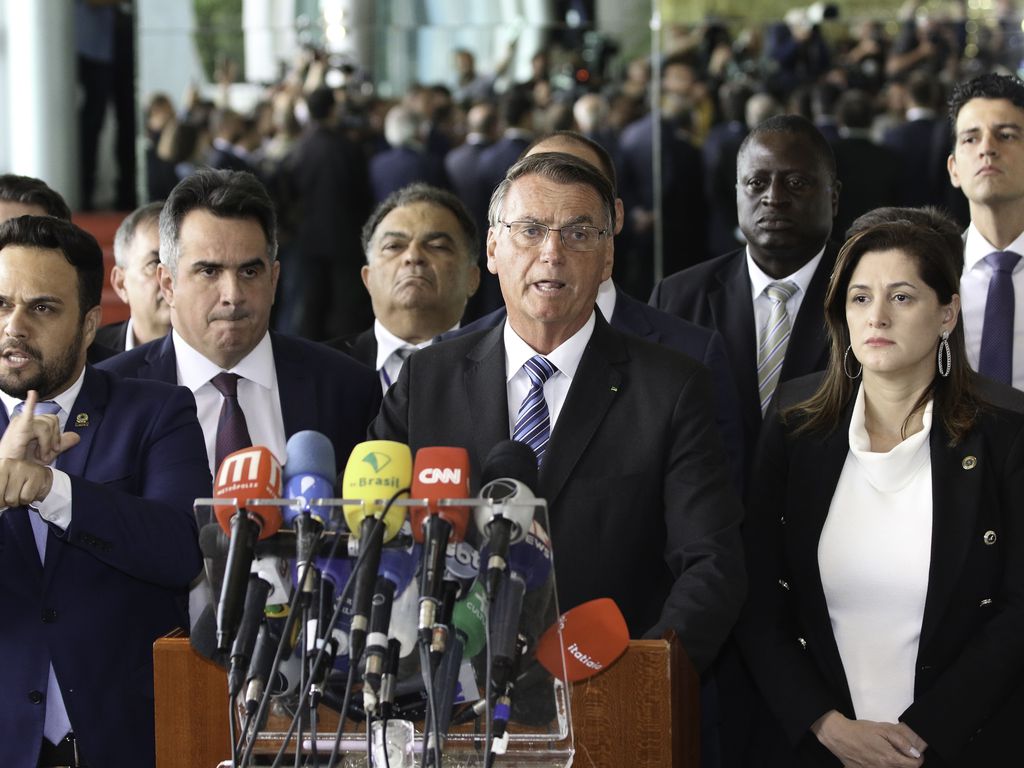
[{"x1": 211, "y1": 372, "x2": 252, "y2": 469}]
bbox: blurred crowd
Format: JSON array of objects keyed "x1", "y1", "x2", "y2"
[{"x1": 138, "y1": 0, "x2": 1024, "y2": 340}]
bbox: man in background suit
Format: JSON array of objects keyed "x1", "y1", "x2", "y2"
[
  {"x1": 947, "y1": 73, "x2": 1024, "y2": 392},
  {"x1": 450, "y1": 130, "x2": 744, "y2": 483},
  {"x1": 372, "y1": 152, "x2": 745, "y2": 672},
  {"x1": 95, "y1": 201, "x2": 170, "y2": 352},
  {"x1": 651, "y1": 114, "x2": 840, "y2": 471},
  {"x1": 99, "y1": 169, "x2": 380, "y2": 476},
  {"x1": 0, "y1": 215, "x2": 208, "y2": 767},
  {"x1": 329, "y1": 183, "x2": 479, "y2": 392}
]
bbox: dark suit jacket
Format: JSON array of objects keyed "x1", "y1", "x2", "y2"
[
  {"x1": 443, "y1": 285, "x2": 745, "y2": 485},
  {"x1": 370, "y1": 315, "x2": 746, "y2": 672},
  {"x1": 326, "y1": 327, "x2": 377, "y2": 369},
  {"x1": 97, "y1": 332, "x2": 382, "y2": 474},
  {"x1": 833, "y1": 136, "x2": 901, "y2": 240},
  {"x1": 94, "y1": 319, "x2": 128, "y2": 352},
  {"x1": 370, "y1": 146, "x2": 450, "y2": 203},
  {"x1": 0, "y1": 368, "x2": 209, "y2": 768},
  {"x1": 882, "y1": 117, "x2": 948, "y2": 208},
  {"x1": 737, "y1": 373, "x2": 1024, "y2": 766},
  {"x1": 650, "y1": 243, "x2": 837, "y2": 472}
]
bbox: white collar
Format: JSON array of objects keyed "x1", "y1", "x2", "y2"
[
  {"x1": 171, "y1": 329, "x2": 276, "y2": 393},
  {"x1": 373, "y1": 319, "x2": 437, "y2": 371},
  {"x1": 595, "y1": 279, "x2": 617, "y2": 322},
  {"x1": 963, "y1": 222, "x2": 1024, "y2": 272},
  {"x1": 503, "y1": 311, "x2": 596, "y2": 383},
  {"x1": 746, "y1": 246, "x2": 825, "y2": 301},
  {"x1": 0, "y1": 365, "x2": 86, "y2": 421}
]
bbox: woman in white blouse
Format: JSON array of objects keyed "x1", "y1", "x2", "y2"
[{"x1": 737, "y1": 207, "x2": 1024, "y2": 767}]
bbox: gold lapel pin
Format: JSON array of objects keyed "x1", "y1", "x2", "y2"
[
  {"x1": 962, "y1": 456, "x2": 977, "y2": 470},
  {"x1": 75, "y1": 413, "x2": 89, "y2": 428}
]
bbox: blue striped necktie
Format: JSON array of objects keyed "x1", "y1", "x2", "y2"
[
  {"x1": 513, "y1": 355, "x2": 557, "y2": 465},
  {"x1": 13, "y1": 399, "x2": 73, "y2": 744}
]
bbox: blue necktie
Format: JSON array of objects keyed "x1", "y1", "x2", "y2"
[
  {"x1": 13, "y1": 399, "x2": 73, "y2": 744},
  {"x1": 513, "y1": 355, "x2": 557, "y2": 465},
  {"x1": 979, "y1": 250, "x2": 1021, "y2": 385}
]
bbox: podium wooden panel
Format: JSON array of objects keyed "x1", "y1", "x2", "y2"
[{"x1": 154, "y1": 635, "x2": 698, "y2": 768}]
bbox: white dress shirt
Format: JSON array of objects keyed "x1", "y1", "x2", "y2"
[
  {"x1": 960, "y1": 223, "x2": 1024, "y2": 391},
  {"x1": 504, "y1": 312, "x2": 596, "y2": 436},
  {"x1": 0, "y1": 368, "x2": 86, "y2": 529},
  {"x1": 171, "y1": 330, "x2": 286, "y2": 475},
  {"x1": 595, "y1": 278, "x2": 617, "y2": 322},
  {"x1": 374, "y1": 319, "x2": 438, "y2": 392},
  {"x1": 746, "y1": 246, "x2": 825, "y2": 339},
  {"x1": 819, "y1": 385, "x2": 933, "y2": 722}
]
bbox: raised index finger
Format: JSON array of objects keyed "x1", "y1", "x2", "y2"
[{"x1": 21, "y1": 390, "x2": 38, "y2": 419}]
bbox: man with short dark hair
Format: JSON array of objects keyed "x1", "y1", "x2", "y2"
[
  {"x1": 947, "y1": 72, "x2": 1024, "y2": 391},
  {"x1": 0, "y1": 174, "x2": 72, "y2": 222},
  {"x1": 372, "y1": 153, "x2": 745, "y2": 672},
  {"x1": 330, "y1": 183, "x2": 480, "y2": 390},
  {"x1": 0, "y1": 215, "x2": 209, "y2": 767},
  {"x1": 99, "y1": 169, "x2": 380, "y2": 476},
  {"x1": 652, "y1": 114, "x2": 840, "y2": 470},
  {"x1": 96, "y1": 201, "x2": 170, "y2": 351}
]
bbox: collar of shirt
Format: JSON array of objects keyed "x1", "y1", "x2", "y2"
[
  {"x1": 172, "y1": 329, "x2": 276, "y2": 394},
  {"x1": 745, "y1": 245, "x2": 824, "y2": 304},
  {"x1": 503, "y1": 311, "x2": 597, "y2": 435},
  {"x1": 503, "y1": 311, "x2": 596, "y2": 385},
  {"x1": 373, "y1": 319, "x2": 436, "y2": 372},
  {"x1": 124, "y1": 316, "x2": 137, "y2": 352},
  {"x1": 963, "y1": 222, "x2": 1024, "y2": 273},
  {"x1": 596, "y1": 279, "x2": 617, "y2": 322},
  {"x1": 0, "y1": 366, "x2": 86, "y2": 431},
  {"x1": 906, "y1": 107, "x2": 937, "y2": 122}
]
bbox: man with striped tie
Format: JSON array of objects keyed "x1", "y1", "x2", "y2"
[
  {"x1": 371, "y1": 152, "x2": 745, "y2": 674},
  {"x1": 650, "y1": 114, "x2": 841, "y2": 473}
]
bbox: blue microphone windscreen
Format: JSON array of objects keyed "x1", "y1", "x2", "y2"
[{"x1": 284, "y1": 430, "x2": 336, "y2": 481}]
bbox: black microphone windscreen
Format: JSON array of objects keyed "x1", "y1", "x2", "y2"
[{"x1": 480, "y1": 440, "x2": 538, "y2": 488}]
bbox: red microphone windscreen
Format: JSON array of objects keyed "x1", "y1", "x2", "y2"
[
  {"x1": 410, "y1": 446, "x2": 471, "y2": 543},
  {"x1": 536, "y1": 598, "x2": 629, "y2": 683},
  {"x1": 213, "y1": 446, "x2": 283, "y2": 539}
]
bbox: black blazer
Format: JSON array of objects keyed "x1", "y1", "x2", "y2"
[
  {"x1": 97, "y1": 332, "x2": 382, "y2": 475},
  {"x1": 370, "y1": 314, "x2": 746, "y2": 672},
  {"x1": 441, "y1": 285, "x2": 745, "y2": 485},
  {"x1": 326, "y1": 327, "x2": 377, "y2": 370},
  {"x1": 94, "y1": 319, "x2": 129, "y2": 352},
  {"x1": 736, "y1": 373, "x2": 1024, "y2": 766},
  {"x1": 650, "y1": 243, "x2": 838, "y2": 472}
]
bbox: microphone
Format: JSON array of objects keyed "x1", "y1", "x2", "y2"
[
  {"x1": 213, "y1": 446, "x2": 283, "y2": 652},
  {"x1": 243, "y1": 622, "x2": 301, "y2": 719},
  {"x1": 535, "y1": 598, "x2": 629, "y2": 682},
  {"x1": 488, "y1": 571, "x2": 527, "y2": 702},
  {"x1": 282, "y1": 431, "x2": 336, "y2": 599},
  {"x1": 228, "y1": 575, "x2": 271, "y2": 697},
  {"x1": 340, "y1": 440, "x2": 412, "y2": 663},
  {"x1": 410, "y1": 447, "x2": 471, "y2": 645},
  {"x1": 363, "y1": 529, "x2": 418, "y2": 714},
  {"x1": 474, "y1": 441, "x2": 538, "y2": 598}
]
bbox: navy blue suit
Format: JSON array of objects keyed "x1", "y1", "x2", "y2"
[
  {"x1": 98, "y1": 332, "x2": 382, "y2": 474},
  {"x1": 445, "y1": 283, "x2": 745, "y2": 485},
  {"x1": 0, "y1": 368, "x2": 209, "y2": 768},
  {"x1": 370, "y1": 146, "x2": 449, "y2": 203}
]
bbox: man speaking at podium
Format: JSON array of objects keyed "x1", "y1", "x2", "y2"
[
  {"x1": 0, "y1": 216, "x2": 209, "y2": 767},
  {"x1": 371, "y1": 153, "x2": 745, "y2": 672}
]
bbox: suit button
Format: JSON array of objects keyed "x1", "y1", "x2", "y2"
[
  {"x1": 41, "y1": 608, "x2": 57, "y2": 623},
  {"x1": 28, "y1": 690, "x2": 43, "y2": 704},
  {"x1": 983, "y1": 530, "x2": 997, "y2": 545}
]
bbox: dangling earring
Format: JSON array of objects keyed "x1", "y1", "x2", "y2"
[
  {"x1": 843, "y1": 344, "x2": 862, "y2": 379},
  {"x1": 937, "y1": 330, "x2": 951, "y2": 378}
]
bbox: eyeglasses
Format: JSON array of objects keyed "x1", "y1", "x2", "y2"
[{"x1": 497, "y1": 220, "x2": 610, "y2": 252}]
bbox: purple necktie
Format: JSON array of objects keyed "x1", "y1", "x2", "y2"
[
  {"x1": 211, "y1": 372, "x2": 252, "y2": 470},
  {"x1": 979, "y1": 251, "x2": 1021, "y2": 385},
  {"x1": 13, "y1": 400, "x2": 73, "y2": 744},
  {"x1": 513, "y1": 355, "x2": 557, "y2": 465}
]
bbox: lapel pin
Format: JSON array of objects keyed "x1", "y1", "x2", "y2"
[
  {"x1": 75, "y1": 413, "x2": 89, "y2": 428},
  {"x1": 962, "y1": 456, "x2": 977, "y2": 470},
  {"x1": 610, "y1": 386, "x2": 619, "y2": 393}
]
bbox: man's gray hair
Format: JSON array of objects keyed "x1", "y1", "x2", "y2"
[
  {"x1": 113, "y1": 201, "x2": 163, "y2": 267},
  {"x1": 488, "y1": 152, "x2": 616, "y2": 232}
]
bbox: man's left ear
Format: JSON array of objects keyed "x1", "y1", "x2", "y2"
[{"x1": 83, "y1": 305, "x2": 102, "y2": 346}]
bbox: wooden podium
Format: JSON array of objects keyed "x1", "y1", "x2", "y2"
[{"x1": 153, "y1": 634, "x2": 699, "y2": 767}]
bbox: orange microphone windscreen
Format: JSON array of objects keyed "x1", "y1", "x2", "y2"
[{"x1": 535, "y1": 597, "x2": 629, "y2": 682}]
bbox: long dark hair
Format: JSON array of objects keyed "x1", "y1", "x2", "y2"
[{"x1": 788, "y1": 206, "x2": 981, "y2": 445}]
